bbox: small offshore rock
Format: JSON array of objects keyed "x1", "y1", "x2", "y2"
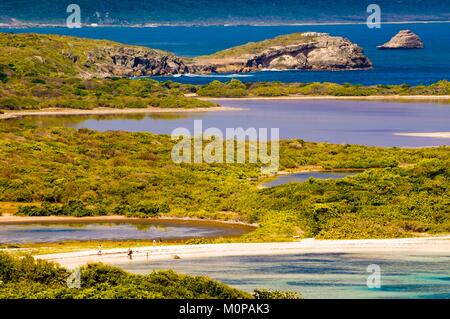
[{"x1": 378, "y1": 30, "x2": 424, "y2": 49}]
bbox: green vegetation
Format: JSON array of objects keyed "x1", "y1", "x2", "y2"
[
  {"x1": 197, "y1": 79, "x2": 450, "y2": 98},
  {"x1": 2, "y1": 78, "x2": 447, "y2": 111},
  {"x1": 0, "y1": 76, "x2": 215, "y2": 110},
  {"x1": 252, "y1": 161, "x2": 450, "y2": 239},
  {"x1": 0, "y1": 33, "x2": 171, "y2": 78},
  {"x1": 201, "y1": 33, "x2": 317, "y2": 59},
  {"x1": 0, "y1": 32, "x2": 216, "y2": 110},
  {"x1": 0, "y1": 123, "x2": 449, "y2": 240},
  {"x1": 253, "y1": 289, "x2": 302, "y2": 299},
  {"x1": 0, "y1": 252, "x2": 250, "y2": 298}
]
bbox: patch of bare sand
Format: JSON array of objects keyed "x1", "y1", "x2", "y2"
[
  {"x1": 0, "y1": 106, "x2": 241, "y2": 120},
  {"x1": 395, "y1": 132, "x2": 450, "y2": 139},
  {"x1": 35, "y1": 236, "x2": 450, "y2": 270}
]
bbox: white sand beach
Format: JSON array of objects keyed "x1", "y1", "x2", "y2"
[
  {"x1": 201, "y1": 95, "x2": 450, "y2": 101},
  {"x1": 35, "y1": 236, "x2": 450, "y2": 270},
  {"x1": 395, "y1": 132, "x2": 450, "y2": 139}
]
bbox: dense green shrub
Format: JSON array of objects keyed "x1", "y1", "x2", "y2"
[
  {"x1": 196, "y1": 79, "x2": 248, "y2": 97},
  {"x1": 253, "y1": 288, "x2": 302, "y2": 299},
  {"x1": 196, "y1": 80, "x2": 450, "y2": 97},
  {"x1": 0, "y1": 64, "x2": 8, "y2": 83}
]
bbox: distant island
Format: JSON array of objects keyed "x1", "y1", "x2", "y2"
[
  {"x1": 191, "y1": 32, "x2": 371, "y2": 73},
  {"x1": 0, "y1": 0, "x2": 448, "y2": 26}
]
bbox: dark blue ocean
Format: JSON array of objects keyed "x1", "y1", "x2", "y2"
[{"x1": 1, "y1": 22, "x2": 449, "y2": 85}]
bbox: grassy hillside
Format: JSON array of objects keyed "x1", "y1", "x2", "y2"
[
  {"x1": 0, "y1": 33, "x2": 216, "y2": 110},
  {"x1": 0, "y1": 33, "x2": 170, "y2": 78},
  {"x1": 201, "y1": 33, "x2": 318, "y2": 59}
]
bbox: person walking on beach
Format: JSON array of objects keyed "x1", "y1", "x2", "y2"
[
  {"x1": 127, "y1": 248, "x2": 133, "y2": 260},
  {"x1": 97, "y1": 244, "x2": 102, "y2": 256}
]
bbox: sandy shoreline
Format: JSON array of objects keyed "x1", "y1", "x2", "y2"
[
  {"x1": 203, "y1": 95, "x2": 450, "y2": 101},
  {"x1": 1, "y1": 95, "x2": 449, "y2": 120},
  {"x1": 2, "y1": 95, "x2": 449, "y2": 121},
  {"x1": 35, "y1": 236, "x2": 450, "y2": 269},
  {"x1": 0, "y1": 106, "x2": 239, "y2": 120},
  {"x1": 395, "y1": 132, "x2": 450, "y2": 139},
  {"x1": 0, "y1": 214, "x2": 256, "y2": 229}
]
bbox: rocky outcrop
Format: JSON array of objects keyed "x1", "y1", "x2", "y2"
[
  {"x1": 86, "y1": 46, "x2": 190, "y2": 77},
  {"x1": 378, "y1": 30, "x2": 424, "y2": 49},
  {"x1": 248, "y1": 36, "x2": 371, "y2": 71},
  {"x1": 190, "y1": 33, "x2": 372, "y2": 73},
  {"x1": 63, "y1": 33, "x2": 372, "y2": 77}
]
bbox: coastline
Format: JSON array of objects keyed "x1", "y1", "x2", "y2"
[
  {"x1": 2, "y1": 95, "x2": 449, "y2": 121},
  {"x1": 203, "y1": 95, "x2": 450, "y2": 102},
  {"x1": 395, "y1": 132, "x2": 450, "y2": 139},
  {"x1": 0, "y1": 106, "x2": 239, "y2": 120},
  {"x1": 0, "y1": 214, "x2": 256, "y2": 229},
  {"x1": 36, "y1": 235, "x2": 450, "y2": 270},
  {"x1": 1, "y1": 20, "x2": 449, "y2": 28}
]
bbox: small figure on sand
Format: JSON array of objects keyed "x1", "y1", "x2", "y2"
[
  {"x1": 127, "y1": 248, "x2": 133, "y2": 260},
  {"x1": 97, "y1": 244, "x2": 102, "y2": 256}
]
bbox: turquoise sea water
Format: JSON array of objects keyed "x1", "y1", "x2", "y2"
[
  {"x1": 1, "y1": 22, "x2": 449, "y2": 85},
  {"x1": 116, "y1": 252, "x2": 450, "y2": 299}
]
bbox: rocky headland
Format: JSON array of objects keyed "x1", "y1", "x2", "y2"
[{"x1": 190, "y1": 32, "x2": 372, "y2": 73}]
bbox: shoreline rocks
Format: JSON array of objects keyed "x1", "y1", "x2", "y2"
[
  {"x1": 378, "y1": 30, "x2": 424, "y2": 49},
  {"x1": 86, "y1": 33, "x2": 373, "y2": 77},
  {"x1": 87, "y1": 46, "x2": 190, "y2": 77}
]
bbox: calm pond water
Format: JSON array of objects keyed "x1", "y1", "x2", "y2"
[
  {"x1": 10, "y1": 99, "x2": 450, "y2": 147},
  {"x1": 263, "y1": 171, "x2": 359, "y2": 188},
  {"x1": 116, "y1": 251, "x2": 450, "y2": 299},
  {"x1": 2, "y1": 23, "x2": 450, "y2": 85},
  {"x1": 0, "y1": 221, "x2": 250, "y2": 244}
]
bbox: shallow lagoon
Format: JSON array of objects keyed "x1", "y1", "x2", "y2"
[
  {"x1": 10, "y1": 99, "x2": 450, "y2": 147},
  {"x1": 262, "y1": 171, "x2": 359, "y2": 188},
  {"x1": 0, "y1": 221, "x2": 251, "y2": 244}
]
